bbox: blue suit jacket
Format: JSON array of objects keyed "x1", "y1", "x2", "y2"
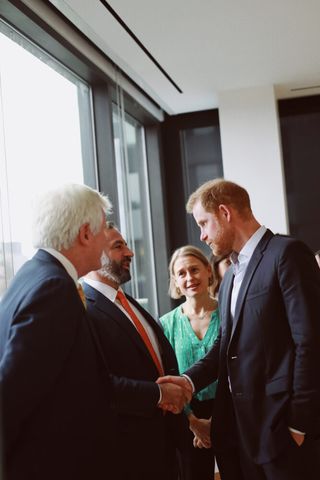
[
  {"x1": 186, "y1": 231, "x2": 320, "y2": 464},
  {"x1": 0, "y1": 250, "x2": 115, "y2": 480},
  {"x1": 83, "y1": 283, "x2": 189, "y2": 479}
]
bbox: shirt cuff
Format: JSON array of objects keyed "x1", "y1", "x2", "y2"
[{"x1": 182, "y1": 374, "x2": 195, "y2": 393}]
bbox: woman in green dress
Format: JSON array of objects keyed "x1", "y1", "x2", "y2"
[{"x1": 160, "y1": 245, "x2": 220, "y2": 480}]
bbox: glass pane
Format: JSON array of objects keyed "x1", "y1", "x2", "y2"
[
  {"x1": 181, "y1": 126, "x2": 223, "y2": 250},
  {"x1": 0, "y1": 21, "x2": 94, "y2": 298},
  {"x1": 112, "y1": 105, "x2": 157, "y2": 316}
]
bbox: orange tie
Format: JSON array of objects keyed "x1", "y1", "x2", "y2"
[
  {"x1": 77, "y1": 283, "x2": 87, "y2": 309},
  {"x1": 116, "y1": 290, "x2": 164, "y2": 376}
]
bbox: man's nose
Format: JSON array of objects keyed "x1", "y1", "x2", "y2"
[
  {"x1": 126, "y1": 247, "x2": 134, "y2": 257},
  {"x1": 200, "y1": 230, "x2": 207, "y2": 242}
]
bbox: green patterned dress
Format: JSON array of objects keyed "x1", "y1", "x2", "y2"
[{"x1": 160, "y1": 305, "x2": 220, "y2": 414}]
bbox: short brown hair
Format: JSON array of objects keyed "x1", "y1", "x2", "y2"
[
  {"x1": 168, "y1": 245, "x2": 214, "y2": 299},
  {"x1": 186, "y1": 178, "x2": 251, "y2": 218}
]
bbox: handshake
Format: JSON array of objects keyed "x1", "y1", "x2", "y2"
[{"x1": 156, "y1": 375, "x2": 193, "y2": 414}]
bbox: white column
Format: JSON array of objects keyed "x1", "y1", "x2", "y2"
[{"x1": 218, "y1": 85, "x2": 288, "y2": 234}]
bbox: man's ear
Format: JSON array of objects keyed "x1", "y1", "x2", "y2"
[
  {"x1": 78, "y1": 223, "x2": 91, "y2": 245},
  {"x1": 218, "y1": 204, "x2": 231, "y2": 222}
]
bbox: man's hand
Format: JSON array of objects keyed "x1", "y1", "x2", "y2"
[
  {"x1": 193, "y1": 435, "x2": 209, "y2": 449},
  {"x1": 157, "y1": 375, "x2": 192, "y2": 413},
  {"x1": 157, "y1": 375, "x2": 193, "y2": 396},
  {"x1": 188, "y1": 413, "x2": 211, "y2": 448},
  {"x1": 158, "y1": 382, "x2": 190, "y2": 413}
]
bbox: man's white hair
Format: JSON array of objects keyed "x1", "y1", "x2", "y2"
[{"x1": 32, "y1": 183, "x2": 112, "y2": 251}]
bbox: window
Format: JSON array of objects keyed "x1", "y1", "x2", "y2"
[
  {"x1": 112, "y1": 103, "x2": 158, "y2": 316},
  {"x1": 181, "y1": 125, "x2": 223, "y2": 249},
  {"x1": 161, "y1": 110, "x2": 223, "y2": 255},
  {"x1": 0, "y1": 20, "x2": 95, "y2": 297}
]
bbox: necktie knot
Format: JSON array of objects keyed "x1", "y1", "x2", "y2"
[{"x1": 116, "y1": 289, "x2": 126, "y2": 305}]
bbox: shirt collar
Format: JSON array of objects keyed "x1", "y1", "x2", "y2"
[
  {"x1": 238, "y1": 225, "x2": 267, "y2": 264},
  {"x1": 84, "y1": 277, "x2": 123, "y2": 303},
  {"x1": 231, "y1": 225, "x2": 267, "y2": 266},
  {"x1": 40, "y1": 248, "x2": 78, "y2": 285}
]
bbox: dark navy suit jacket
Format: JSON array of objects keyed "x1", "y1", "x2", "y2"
[
  {"x1": 186, "y1": 230, "x2": 320, "y2": 464},
  {"x1": 0, "y1": 250, "x2": 115, "y2": 480},
  {"x1": 83, "y1": 282, "x2": 189, "y2": 480}
]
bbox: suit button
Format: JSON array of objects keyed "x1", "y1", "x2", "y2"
[
  {"x1": 235, "y1": 392, "x2": 243, "y2": 397},
  {"x1": 231, "y1": 355, "x2": 238, "y2": 360}
]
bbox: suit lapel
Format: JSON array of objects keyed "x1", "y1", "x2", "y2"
[
  {"x1": 219, "y1": 268, "x2": 234, "y2": 337},
  {"x1": 230, "y1": 229, "x2": 274, "y2": 338},
  {"x1": 84, "y1": 284, "x2": 161, "y2": 372}
]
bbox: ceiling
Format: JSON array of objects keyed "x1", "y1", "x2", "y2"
[{"x1": 49, "y1": 0, "x2": 320, "y2": 115}]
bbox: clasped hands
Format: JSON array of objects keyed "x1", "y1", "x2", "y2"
[{"x1": 156, "y1": 375, "x2": 192, "y2": 414}]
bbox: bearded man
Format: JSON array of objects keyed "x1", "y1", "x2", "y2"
[
  {"x1": 158, "y1": 178, "x2": 320, "y2": 480},
  {"x1": 83, "y1": 222, "x2": 189, "y2": 480}
]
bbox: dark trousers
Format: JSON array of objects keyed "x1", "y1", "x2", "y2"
[
  {"x1": 179, "y1": 398, "x2": 215, "y2": 480},
  {"x1": 216, "y1": 431, "x2": 320, "y2": 480}
]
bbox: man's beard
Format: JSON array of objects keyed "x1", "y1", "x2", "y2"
[
  {"x1": 210, "y1": 224, "x2": 234, "y2": 257},
  {"x1": 99, "y1": 255, "x2": 131, "y2": 286}
]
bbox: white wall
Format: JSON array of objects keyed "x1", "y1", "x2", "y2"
[{"x1": 218, "y1": 85, "x2": 288, "y2": 234}]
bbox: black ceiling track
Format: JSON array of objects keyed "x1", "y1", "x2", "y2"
[
  {"x1": 291, "y1": 85, "x2": 320, "y2": 92},
  {"x1": 99, "y1": 0, "x2": 183, "y2": 94}
]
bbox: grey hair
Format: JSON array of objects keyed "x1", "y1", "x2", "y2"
[{"x1": 32, "y1": 183, "x2": 112, "y2": 251}]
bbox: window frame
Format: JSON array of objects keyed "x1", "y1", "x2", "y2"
[{"x1": 0, "y1": 0, "x2": 170, "y2": 314}]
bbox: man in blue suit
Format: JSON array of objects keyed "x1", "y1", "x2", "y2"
[
  {"x1": 83, "y1": 222, "x2": 190, "y2": 480},
  {"x1": 158, "y1": 179, "x2": 320, "y2": 480},
  {"x1": 0, "y1": 184, "x2": 115, "y2": 480}
]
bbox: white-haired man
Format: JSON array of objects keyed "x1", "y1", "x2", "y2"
[{"x1": 0, "y1": 184, "x2": 115, "y2": 480}]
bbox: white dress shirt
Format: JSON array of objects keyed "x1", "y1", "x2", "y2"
[{"x1": 230, "y1": 225, "x2": 267, "y2": 318}]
